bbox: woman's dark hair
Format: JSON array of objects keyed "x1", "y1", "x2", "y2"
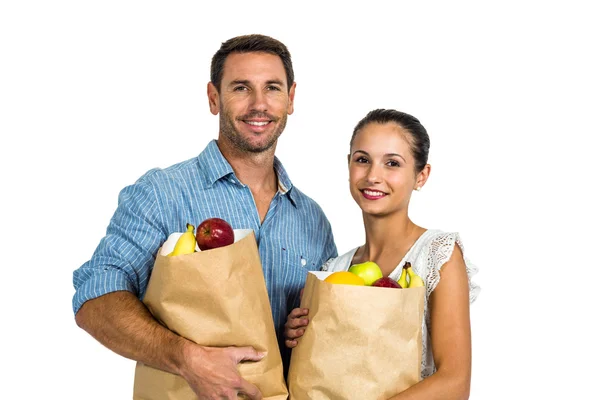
[
  {"x1": 210, "y1": 34, "x2": 294, "y2": 92},
  {"x1": 350, "y1": 109, "x2": 430, "y2": 173}
]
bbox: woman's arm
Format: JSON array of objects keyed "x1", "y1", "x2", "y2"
[{"x1": 389, "y1": 243, "x2": 472, "y2": 400}]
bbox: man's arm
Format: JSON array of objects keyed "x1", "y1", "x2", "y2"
[
  {"x1": 76, "y1": 290, "x2": 265, "y2": 399},
  {"x1": 75, "y1": 291, "x2": 186, "y2": 374},
  {"x1": 74, "y1": 176, "x2": 264, "y2": 399}
]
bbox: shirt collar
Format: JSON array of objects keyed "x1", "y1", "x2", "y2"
[
  {"x1": 198, "y1": 140, "x2": 298, "y2": 207},
  {"x1": 198, "y1": 140, "x2": 235, "y2": 185},
  {"x1": 274, "y1": 156, "x2": 297, "y2": 207}
]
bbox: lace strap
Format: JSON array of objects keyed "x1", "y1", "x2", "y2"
[{"x1": 424, "y1": 232, "x2": 480, "y2": 303}]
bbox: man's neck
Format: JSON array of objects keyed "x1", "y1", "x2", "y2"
[{"x1": 216, "y1": 139, "x2": 278, "y2": 193}]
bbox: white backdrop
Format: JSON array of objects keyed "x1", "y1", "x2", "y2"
[{"x1": 1, "y1": 1, "x2": 598, "y2": 399}]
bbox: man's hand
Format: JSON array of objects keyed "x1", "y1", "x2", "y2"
[
  {"x1": 284, "y1": 307, "x2": 309, "y2": 348},
  {"x1": 179, "y1": 343, "x2": 265, "y2": 400}
]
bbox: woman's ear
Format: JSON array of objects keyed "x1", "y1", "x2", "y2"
[{"x1": 415, "y1": 164, "x2": 431, "y2": 190}]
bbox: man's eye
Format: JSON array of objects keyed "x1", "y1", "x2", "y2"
[
  {"x1": 234, "y1": 86, "x2": 248, "y2": 91},
  {"x1": 267, "y1": 85, "x2": 281, "y2": 91}
]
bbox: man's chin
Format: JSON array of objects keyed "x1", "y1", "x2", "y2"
[{"x1": 245, "y1": 141, "x2": 277, "y2": 153}]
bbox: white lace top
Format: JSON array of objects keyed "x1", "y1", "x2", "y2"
[{"x1": 321, "y1": 229, "x2": 480, "y2": 379}]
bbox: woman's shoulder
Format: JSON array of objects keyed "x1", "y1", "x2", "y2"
[
  {"x1": 417, "y1": 229, "x2": 481, "y2": 303},
  {"x1": 321, "y1": 247, "x2": 359, "y2": 272},
  {"x1": 417, "y1": 229, "x2": 465, "y2": 260}
]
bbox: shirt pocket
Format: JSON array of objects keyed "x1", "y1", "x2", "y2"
[
  {"x1": 279, "y1": 247, "x2": 320, "y2": 273},
  {"x1": 278, "y1": 248, "x2": 318, "y2": 312}
]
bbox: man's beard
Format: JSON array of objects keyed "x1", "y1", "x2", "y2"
[{"x1": 219, "y1": 108, "x2": 287, "y2": 153}]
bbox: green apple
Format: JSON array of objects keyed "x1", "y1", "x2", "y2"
[{"x1": 348, "y1": 261, "x2": 383, "y2": 286}]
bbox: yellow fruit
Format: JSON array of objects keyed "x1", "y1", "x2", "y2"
[
  {"x1": 324, "y1": 271, "x2": 365, "y2": 286},
  {"x1": 404, "y1": 262, "x2": 425, "y2": 288},
  {"x1": 169, "y1": 223, "x2": 197, "y2": 256},
  {"x1": 398, "y1": 268, "x2": 408, "y2": 288}
]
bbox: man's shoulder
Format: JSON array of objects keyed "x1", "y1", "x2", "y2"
[{"x1": 136, "y1": 156, "x2": 202, "y2": 187}]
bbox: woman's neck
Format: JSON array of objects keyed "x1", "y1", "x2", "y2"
[{"x1": 355, "y1": 213, "x2": 426, "y2": 276}]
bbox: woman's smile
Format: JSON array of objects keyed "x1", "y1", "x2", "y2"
[{"x1": 361, "y1": 189, "x2": 388, "y2": 200}]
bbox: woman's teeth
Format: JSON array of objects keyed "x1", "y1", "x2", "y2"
[{"x1": 363, "y1": 190, "x2": 385, "y2": 197}]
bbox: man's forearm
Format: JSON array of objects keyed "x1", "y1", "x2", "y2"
[{"x1": 75, "y1": 290, "x2": 188, "y2": 375}]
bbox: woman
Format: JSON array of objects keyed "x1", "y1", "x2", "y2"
[{"x1": 284, "y1": 109, "x2": 480, "y2": 399}]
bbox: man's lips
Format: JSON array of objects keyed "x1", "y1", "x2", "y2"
[
  {"x1": 361, "y1": 189, "x2": 387, "y2": 200},
  {"x1": 239, "y1": 119, "x2": 273, "y2": 133},
  {"x1": 244, "y1": 120, "x2": 270, "y2": 126}
]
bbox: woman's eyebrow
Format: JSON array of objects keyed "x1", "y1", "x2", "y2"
[{"x1": 385, "y1": 153, "x2": 406, "y2": 163}]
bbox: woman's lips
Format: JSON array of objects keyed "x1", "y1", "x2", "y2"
[{"x1": 361, "y1": 189, "x2": 387, "y2": 200}]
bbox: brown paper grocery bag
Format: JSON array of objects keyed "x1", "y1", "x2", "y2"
[
  {"x1": 133, "y1": 229, "x2": 288, "y2": 400},
  {"x1": 287, "y1": 272, "x2": 425, "y2": 400}
]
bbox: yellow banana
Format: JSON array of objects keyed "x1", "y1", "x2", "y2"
[
  {"x1": 168, "y1": 223, "x2": 197, "y2": 256},
  {"x1": 405, "y1": 262, "x2": 425, "y2": 288},
  {"x1": 398, "y1": 267, "x2": 409, "y2": 288}
]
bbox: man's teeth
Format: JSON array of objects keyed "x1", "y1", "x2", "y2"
[
  {"x1": 364, "y1": 190, "x2": 385, "y2": 197},
  {"x1": 247, "y1": 121, "x2": 269, "y2": 126}
]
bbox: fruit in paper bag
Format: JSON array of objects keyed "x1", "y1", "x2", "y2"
[
  {"x1": 397, "y1": 267, "x2": 408, "y2": 288},
  {"x1": 195, "y1": 217, "x2": 235, "y2": 250},
  {"x1": 324, "y1": 271, "x2": 365, "y2": 286},
  {"x1": 372, "y1": 276, "x2": 402, "y2": 289},
  {"x1": 169, "y1": 224, "x2": 197, "y2": 256},
  {"x1": 160, "y1": 232, "x2": 183, "y2": 256},
  {"x1": 348, "y1": 261, "x2": 383, "y2": 286},
  {"x1": 404, "y1": 262, "x2": 425, "y2": 288}
]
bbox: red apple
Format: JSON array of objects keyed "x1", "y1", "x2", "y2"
[
  {"x1": 371, "y1": 276, "x2": 402, "y2": 289},
  {"x1": 195, "y1": 218, "x2": 235, "y2": 250}
]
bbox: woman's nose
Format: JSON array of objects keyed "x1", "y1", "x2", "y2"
[{"x1": 366, "y1": 165, "x2": 382, "y2": 183}]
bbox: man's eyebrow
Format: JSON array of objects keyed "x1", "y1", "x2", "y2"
[
  {"x1": 229, "y1": 79, "x2": 250, "y2": 86},
  {"x1": 228, "y1": 79, "x2": 285, "y2": 86}
]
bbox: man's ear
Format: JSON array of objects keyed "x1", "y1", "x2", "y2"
[
  {"x1": 287, "y1": 82, "x2": 296, "y2": 115},
  {"x1": 207, "y1": 82, "x2": 220, "y2": 115}
]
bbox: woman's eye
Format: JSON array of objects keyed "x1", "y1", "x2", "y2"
[
  {"x1": 355, "y1": 157, "x2": 369, "y2": 163},
  {"x1": 386, "y1": 160, "x2": 400, "y2": 167}
]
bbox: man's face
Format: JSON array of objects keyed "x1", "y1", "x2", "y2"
[{"x1": 208, "y1": 52, "x2": 296, "y2": 153}]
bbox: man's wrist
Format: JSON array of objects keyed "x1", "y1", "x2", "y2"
[{"x1": 174, "y1": 338, "x2": 205, "y2": 378}]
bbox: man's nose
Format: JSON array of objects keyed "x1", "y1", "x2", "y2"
[{"x1": 250, "y1": 89, "x2": 268, "y2": 112}]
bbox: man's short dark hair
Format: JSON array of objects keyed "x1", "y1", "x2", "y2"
[{"x1": 210, "y1": 34, "x2": 294, "y2": 92}]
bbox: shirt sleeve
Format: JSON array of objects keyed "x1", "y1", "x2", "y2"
[
  {"x1": 72, "y1": 176, "x2": 167, "y2": 315},
  {"x1": 322, "y1": 220, "x2": 338, "y2": 261}
]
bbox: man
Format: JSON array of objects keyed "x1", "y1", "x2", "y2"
[{"x1": 73, "y1": 34, "x2": 337, "y2": 399}]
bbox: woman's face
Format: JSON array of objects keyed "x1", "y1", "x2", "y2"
[{"x1": 349, "y1": 122, "x2": 425, "y2": 217}]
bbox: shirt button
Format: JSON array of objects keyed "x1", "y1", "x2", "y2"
[{"x1": 301, "y1": 258, "x2": 307, "y2": 266}]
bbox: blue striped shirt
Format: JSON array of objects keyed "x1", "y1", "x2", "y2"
[{"x1": 72, "y1": 140, "x2": 337, "y2": 369}]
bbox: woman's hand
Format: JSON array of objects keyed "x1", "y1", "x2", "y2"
[{"x1": 284, "y1": 308, "x2": 310, "y2": 348}]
